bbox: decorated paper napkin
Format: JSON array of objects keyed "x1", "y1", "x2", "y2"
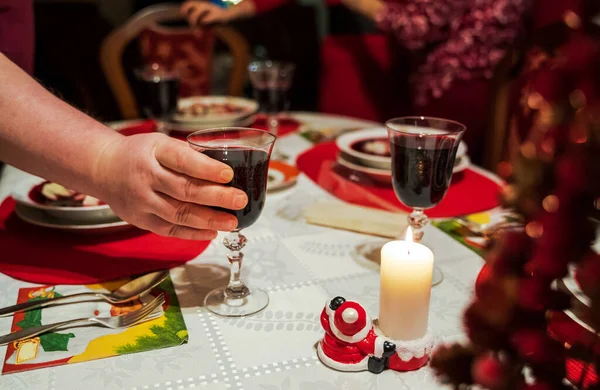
[
  {"x1": 2, "y1": 276, "x2": 187, "y2": 374},
  {"x1": 433, "y1": 210, "x2": 522, "y2": 256}
]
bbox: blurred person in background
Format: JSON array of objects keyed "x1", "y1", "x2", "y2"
[
  {"x1": 180, "y1": 0, "x2": 528, "y2": 163},
  {"x1": 0, "y1": 0, "x2": 34, "y2": 74},
  {"x1": 0, "y1": 0, "x2": 34, "y2": 175}
]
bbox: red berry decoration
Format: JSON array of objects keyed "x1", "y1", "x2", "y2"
[
  {"x1": 472, "y1": 355, "x2": 508, "y2": 389},
  {"x1": 432, "y1": 5, "x2": 600, "y2": 389}
]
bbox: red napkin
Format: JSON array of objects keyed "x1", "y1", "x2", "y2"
[
  {"x1": 0, "y1": 198, "x2": 210, "y2": 285},
  {"x1": 115, "y1": 120, "x2": 157, "y2": 136},
  {"x1": 131, "y1": 117, "x2": 302, "y2": 141},
  {"x1": 296, "y1": 142, "x2": 501, "y2": 218},
  {"x1": 251, "y1": 115, "x2": 302, "y2": 137}
]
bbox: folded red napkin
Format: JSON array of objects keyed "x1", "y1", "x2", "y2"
[
  {"x1": 296, "y1": 142, "x2": 501, "y2": 218},
  {"x1": 250, "y1": 116, "x2": 301, "y2": 137},
  {"x1": 114, "y1": 120, "x2": 156, "y2": 136},
  {"x1": 124, "y1": 117, "x2": 301, "y2": 140},
  {"x1": 0, "y1": 198, "x2": 210, "y2": 285}
]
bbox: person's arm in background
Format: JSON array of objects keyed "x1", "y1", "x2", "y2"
[
  {"x1": 0, "y1": 53, "x2": 248, "y2": 240},
  {"x1": 180, "y1": 0, "x2": 291, "y2": 26}
]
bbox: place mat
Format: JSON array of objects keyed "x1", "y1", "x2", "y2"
[
  {"x1": 432, "y1": 210, "x2": 524, "y2": 256},
  {"x1": 0, "y1": 198, "x2": 209, "y2": 285},
  {"x1": 296, "y1": 142, "x2": 501, "y2": 219},
  {"x1": 119, "y1": 117, "x2": 302, "y2": 140},
  {"x1": 249, "y1": 115, "x2": 302, "y2": 137},
  {"x1": 2, "y1": 276, "x2": 187, "y2": 374}
]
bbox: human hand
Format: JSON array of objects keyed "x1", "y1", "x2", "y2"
[
  {"x1": 181, "y1": 1, "x2": 232, "y2": 26},
  {"x1": 96, "y1": 133, "x2": 248, "y2": 240}
]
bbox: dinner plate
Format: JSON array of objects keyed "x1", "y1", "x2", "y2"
[
  {"x1": 336, "y1": 127, "x2": 468, "y2": 170},
  {"x1": 336, "y1": 127, "x2": 391, "y2": 170},
  {"x1": 162, "y1": 115, "x2": 256, "y2": 136},
  {"x1": 11, "y1": 176, "x2": 117, "y2": 223},
  {"x1": 267, "y1": 161, "x2": 299, "y2": 192},
  {"x1": 337, "y1": 150, "x2": 469, "y2": 184},
  {"x1": 336, "y1": 153, "x2": 392, "y2": 185},
  {"x1": 15, "y1": 204, "x2": 131, "y2": 235},
  {"x1": 173, "y1": 96, "x2": 259, "y2": 124}
]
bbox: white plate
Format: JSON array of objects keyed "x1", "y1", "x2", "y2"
[
  {"x1": 336, "y1": 127, "x2": 390, "y2": 169},
  {"x1": 11, "y1": 176, "x2": 117, "y2": 223},
  {"x1": 173, "y1": 96, "x2": 259, "y2": 124},
  {"x1": 336, "y1": 153, "x2": 392, "y2": 185},
  {"x1": 15, "y1": 204, "x2": 131, "y2": 235},
  {"x1": 162, "y1": 115, "x2": 256, "y2": 135},
  {"x1": 336, "y1": 127, "x2": 468, "y2": 170},
  {"x1": 337, "y1": 150, "x2": 469, "y2": 184},
  {"x1": 453, "y1": 154, "x2": 471, "y2": 174}
]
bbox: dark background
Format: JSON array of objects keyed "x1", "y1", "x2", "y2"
[{"x1": 33, "y1": 0, "x2": 320, "y2": 121}]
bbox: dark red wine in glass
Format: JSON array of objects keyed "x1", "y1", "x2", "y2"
[
  {"x1": 135, "y1": 65, "x2": 180, "y2": 120},
  {"x1": 202, "y1": 148, "x2": 269, "y2": 230},
  {"x1": 187, "y1": 128, "x2": 276, "y2": 318},
  {"x1": 248, "y1": 61, "x2": 295, "y2": 136},
  {"x1": 390, "y1": 136, "x2": 459, "y2": 209}
]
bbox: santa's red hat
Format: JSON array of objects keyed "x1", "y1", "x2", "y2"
[{"x1": 326, "y1": 300, "x2": 371, "y2": 343}]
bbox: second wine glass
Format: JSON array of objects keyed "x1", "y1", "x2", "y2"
[
  {"x1": 248, "y1": 61, "x2": 295, "y2": 136},
  {"x1": 387, "y1": 116, "x2": 466, "y2": 285}
]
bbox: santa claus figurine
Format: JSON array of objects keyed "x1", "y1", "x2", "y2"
[{"x1": 317, "y1": 296, "x2": 396, "y2": 373}]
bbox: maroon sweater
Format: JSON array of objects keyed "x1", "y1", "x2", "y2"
[{"x1": 0, "y1": 0, "x2": 34, "y2": 74}]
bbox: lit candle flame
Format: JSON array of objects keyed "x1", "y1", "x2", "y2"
[{"x1": 405, "y1": 227, "x2": 414, "y2": 243}]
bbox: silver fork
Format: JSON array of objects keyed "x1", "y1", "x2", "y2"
[{"x1": 0, "y1": 294, "x2": 165, "y2": 346}]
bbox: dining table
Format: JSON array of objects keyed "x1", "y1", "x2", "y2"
[{"x1": 0, "y1": 112, "x2": 501, "y2": 390}]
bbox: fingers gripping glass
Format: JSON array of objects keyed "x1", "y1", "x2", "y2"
[{"x1": 188, "y1": 128, "x2": 276, "y2": 317}]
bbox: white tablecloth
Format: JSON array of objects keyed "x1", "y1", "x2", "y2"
[{"x1": 0, "y1": 113, "x2": 486, "y2": 390}]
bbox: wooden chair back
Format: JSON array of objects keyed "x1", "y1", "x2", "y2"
[
  {"x1": 483, "y1": 47, "x2": 521, "y2": 172},
  {"x1": 100, "y1": 3, "x2": 250, "y2": 119}
]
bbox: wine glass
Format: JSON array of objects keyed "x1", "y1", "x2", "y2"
[
  {"x1": 134, "y1": 63, "x2": 180, "y2": 129},
  {"x1": 187, "y1": 128, "x2": 276, "y2": 317},
  {"x1": 247, "y1": 61, "x2": 295, "y2": 136},
  {"x1": 387, "y1": 116, "x2": 466, "y2": 285}
]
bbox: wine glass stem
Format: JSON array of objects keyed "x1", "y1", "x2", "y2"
[
  {"x1": 408, "y1": 208, "x2": 429, "y2": 243},
  {"x1": 268, "y1": 114, "x2": 279, "y2": 135},
  {"x1": 223, "y1": 231, "x2": 249, "y2": 299}
]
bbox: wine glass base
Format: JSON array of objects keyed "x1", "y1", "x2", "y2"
[
  {"x1": 355, "y1": 241, "x2": 443, "y2": 287},
  {"x1": 204, "y1": 287, "x2": 269, "y2": 317}
]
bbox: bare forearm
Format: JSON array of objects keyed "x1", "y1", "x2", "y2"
[
  {"x1": 342, "y1": 0, "x2": 383, "y2": 22},
  {"x1": 226, "y1": 0, "x2": 257, "y2": 19},
  {"x1": 0, "y1": 54, "x2": 122, "y2": 199}
]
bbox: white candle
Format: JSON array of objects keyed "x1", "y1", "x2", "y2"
[{"x1": 379, "y1": 227, "x2": 434, "y2": 340}]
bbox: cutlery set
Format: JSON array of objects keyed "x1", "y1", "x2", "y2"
[{"x1": 0, "y1": 271, "x2": 169, "y2": 346}]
